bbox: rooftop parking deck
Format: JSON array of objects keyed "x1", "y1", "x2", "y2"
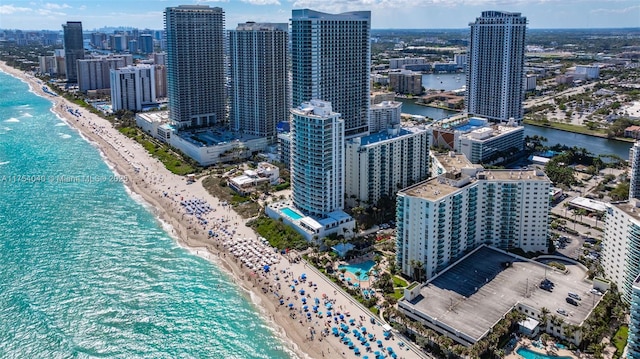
[{"x1": 400, "y1": 246, "x2": 602, "y2": 344}]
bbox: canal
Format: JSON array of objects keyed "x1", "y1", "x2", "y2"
[
  {"x1": 399, "y1": 72, "x2": 632, "y2": 159},
  {"x1": 523, "y1": 125, "x2": 632, "y2": 160}
]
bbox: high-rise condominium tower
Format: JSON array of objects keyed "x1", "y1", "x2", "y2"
[
  {"x1": 290, "y1": 100, "x2": 345, "y2": 217},
  {"x1": 164, "y1": 5, "x2": 225, "y2": 128},
  {"x1": 291, "y1": 9, "x2": 371, "y2": 138},
  {"x1": 229, "y1": 22, "x2": 289, "y2": 144},
  {"x1": 62, "y1": 21, "x2": 84, "y2": 83},
  {"x1": 628, "y1": 275, "x2": 640, "y2": 358},
  {"x1": 466, "y1": 11, "x2": 527, "y2": 123},
  {"x1": 630, "y1": 141, "x2": 640, "y2": 200}
]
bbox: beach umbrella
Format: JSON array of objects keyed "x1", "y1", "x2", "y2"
[
  {"x1": 288, "y1": 303, "x2": 294, "y2": 308},
  {"x1": 377, "y1": 340, "x2": 383, "y2": 347},
  {"x1": 279, "y1": 299, "x2": 284, "y2": 305},
  {"x1": 327, "y1": 310, "x2": 332, "y2": 316},
  {"x1": 354, "y1": 347, "x2": 360, "y2": 355},
  {"x1": 303, "y1": 305, "x2": 308, "y2": 311},
  {"x1": 340, "y1": 314, "x2": 345, "y2": 320},
  {"x1": 361, "y1": 326, "x2": 367, "y2": 333},
  {"x1": 299, "y1": 289, "x2": 305, "y2": 295},
  {"x1": 306, "y1": 312, "x2": 311, "y2": 318},
  {"x1": 263, "y1": 265, "x2": 270, "y2": 272},
  {"x1": 387, "y1": 347, "x2": 394, "y2": 353},
  {"x1": 301, "y1": 297, "x2": 307, "y2": 304},
  {"x1": 314, "y1": 297, "x2": 320, "y2": 304},
  {"x1": 391, "y1": 353, "x2": 397, "y2": 359}
]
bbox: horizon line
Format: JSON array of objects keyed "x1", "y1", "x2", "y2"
[{"x1": 1, "y1": 26, "x2": 640, "y2": 32}]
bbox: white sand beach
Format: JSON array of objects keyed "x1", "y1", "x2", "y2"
[{"x1": 0, "y1": 61, "x2": 422, "y2": 359}]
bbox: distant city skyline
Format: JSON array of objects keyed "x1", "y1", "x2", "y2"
[{"x1": 1, "y1": 0, "x2": 639, "y2": 30}]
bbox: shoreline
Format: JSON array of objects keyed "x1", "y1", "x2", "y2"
[
  {"x1": 0, "y1": 63, "x2": 316, "y2": 359},
  {"x1": 1, "y1": 62, "x2": 422, "y2": 359}
]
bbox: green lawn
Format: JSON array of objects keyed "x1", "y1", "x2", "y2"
[
  {"x1": 612, "y1": 325, "x2": 628, "y2": 358},
  {"x1": 119, "y1": 127, "x2": 197, "y2": 176},
  {"x1": 393, "y1": 276, "x2": 409, "y2": 288},
  {"x1": 393, "y1": 288, "x2": 404, "y2": 300},
  {"x1": 524, "y1": 119, "x2": 608, "y2": 137}
]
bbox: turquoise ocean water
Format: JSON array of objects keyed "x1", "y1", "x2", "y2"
[{"x1": 0, "y1": 71, "x2": 292, "y2": 358}]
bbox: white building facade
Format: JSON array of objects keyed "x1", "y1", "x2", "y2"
[
  {"x1": 457, "y1": 122, "x2": 525, "y2": 164},
  {"x1": 396, "y1": 155, "x2": 550, "y2": 280},
  {"x1": 466, "y1": 11, "x2": 527, "y2": 123},
  {"x1": 602, "y1": 203, "x2": 640, "y2": 304},
  {"x1": 291, "y1": 9, "x2": 371, "y2": 138},
  {"x1": 345, "y1": 125, "x2": 430, "y2": 207},
  {"x1": 229, "y1": 22, "x2": 289, "y2": 144},
  {"x1": 290, "y1": 100, "x2": 345, "y2": 217},
  {"x1": 368, "y1": 101, "x2": 402, "y2": 134},
  {"x1": 628, "y1": 275, "x2": 640, "y2": 358},
  {"x1": 110, "y1": 65, "x2": 156, "y2": 112}
]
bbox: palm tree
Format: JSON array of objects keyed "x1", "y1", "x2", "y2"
[
  {"x1": 438, "y1": 336, "x2": 454, "y2": 353},
  {"x1": 409, "y1": 259, "x2": 425, "y2": 282},
  {"x1": 355, "y1": 270, "x2": 362, "y2": 288},
  {"x1": 540, "y1": 333, "x2": 550, "y2": 345},
  {"x1": 576, "y1": 208, "x2": 588, "y2": 223},
  {"x1": 539, "y1": 307, "x2": 550, "y2": 328},
  {"x1": 563, "y1": 324, "x2": 578, "y2": 344}
]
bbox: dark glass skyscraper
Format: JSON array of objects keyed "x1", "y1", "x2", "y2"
[
  {"x1": 164, "y1": 5, "x2": 225, "y2": 128},
  {"x1": 62, "y1": 21, "x2": 84, "y2": 83},
  {"x1": 291, "y1": 9, "x2": 371, "y2": 138},
  {"x1": 229, "y1": 22, "x2": 288, "y2": 144},
  {"x1": 466, "y1": 11, "x2": 527, "y2": 123}
]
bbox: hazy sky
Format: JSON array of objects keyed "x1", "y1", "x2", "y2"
[{"x1": 1, "y1": 0, "x2": 639, "y2": 30}]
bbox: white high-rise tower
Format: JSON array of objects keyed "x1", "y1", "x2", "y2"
[
  {"x1": 291, "y1": 9, "x2": 371, "y2": 138},
  {"x1": 290, "y1": 100, "x2": 345, "y2": 217},
  {"x1": 466, "y1": 11, "x2": 527, "y2": 123}
]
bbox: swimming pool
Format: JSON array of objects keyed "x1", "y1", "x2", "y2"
[
  {"x1": 281, "y1": 207, "x2": 304, "y2": 220},
  {"x1": 338, "y1": 260, "x2": 375, "y2": 280},
  {"x1": 516, "y1": 347, "x2": 572, "y2": 359}
]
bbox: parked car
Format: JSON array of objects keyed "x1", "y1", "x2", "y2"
[
  {"x1": 568, "y1": 292, "x2": 581, "y2": 300},
  {"x1": 566, "y1": 297, "x2": 579, "y2": 306}
]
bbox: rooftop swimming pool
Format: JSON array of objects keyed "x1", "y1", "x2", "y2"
[
  {"x1": 516, "y1": 347, "x2": 572, "y2": 359},
  {"x1": 451, "y1": 118, "x2": 486, "y2": 132},
  {"x1": 281, "y1": 207, "x2": 304, "y2": 220},
  {"x1": 338, "y1": 260, "x2": 375, "y2": 280}
]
